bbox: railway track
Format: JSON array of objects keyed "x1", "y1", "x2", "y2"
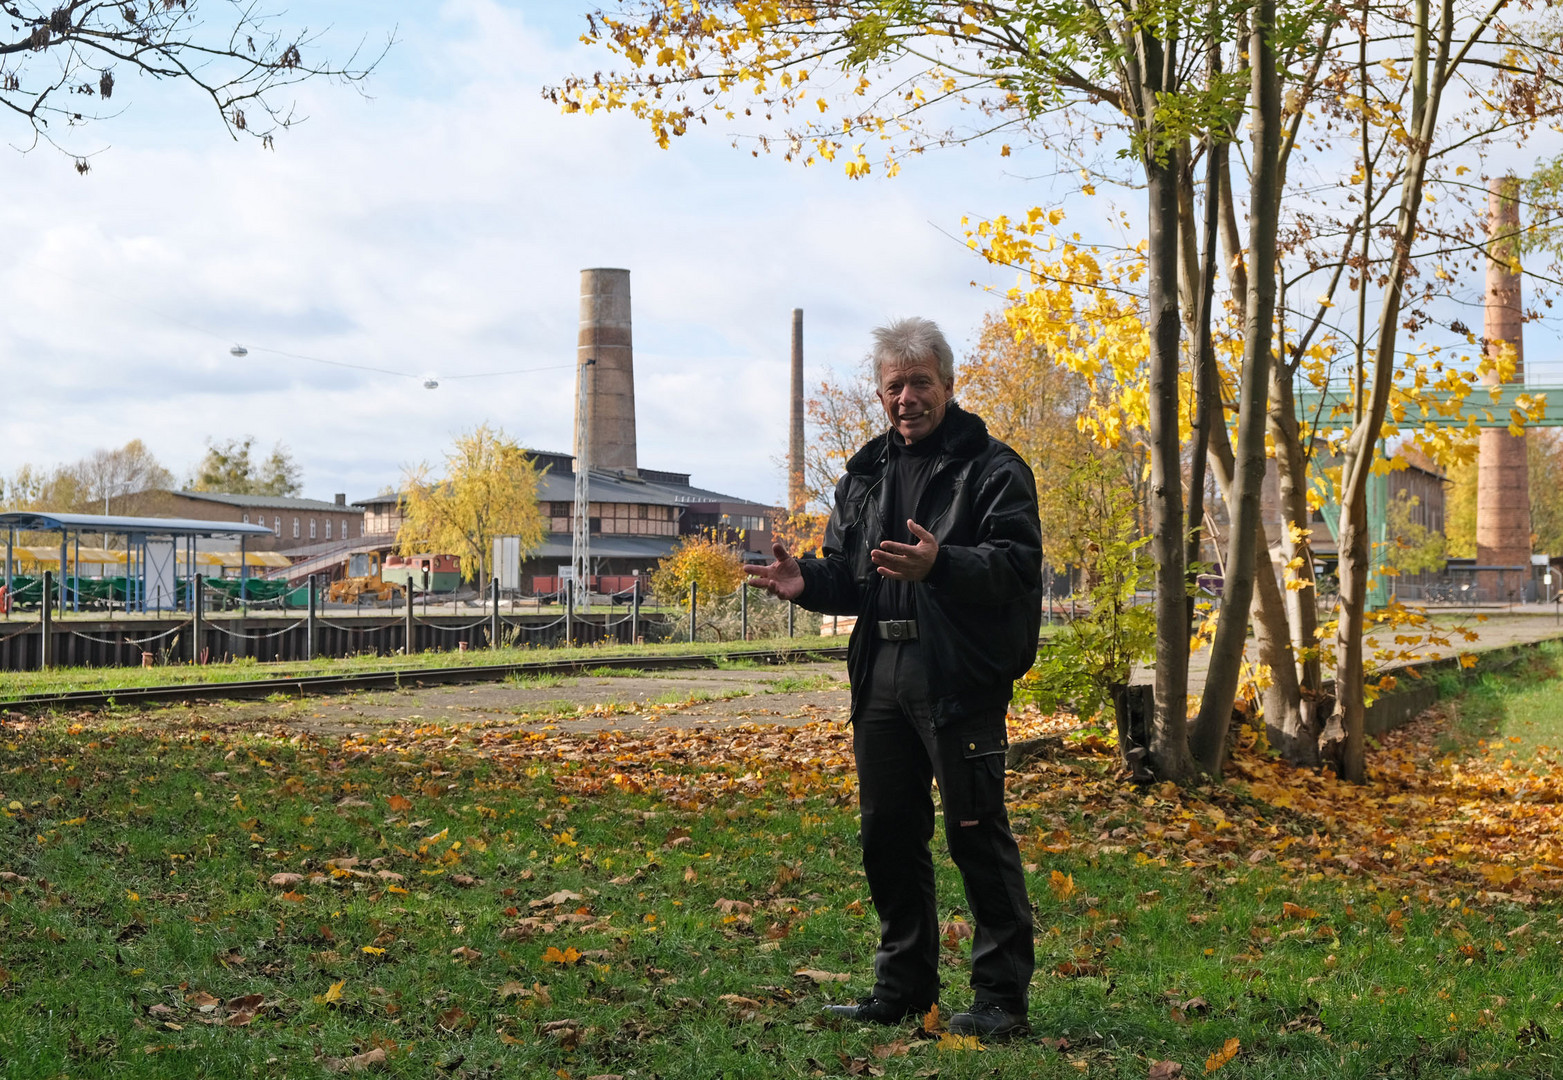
[{"x1": 1, "y1": 646, "x2": 850, "y2": 713}]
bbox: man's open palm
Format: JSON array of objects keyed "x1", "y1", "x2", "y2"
[{"x1": 745, "y1": 542, "x2": 805, "y2": 601}]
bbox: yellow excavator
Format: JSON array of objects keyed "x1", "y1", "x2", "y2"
[{"x1": 327, "y1": 552, "x2": 404, "y2": 604}]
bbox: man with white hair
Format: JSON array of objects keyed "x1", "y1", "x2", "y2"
[{"x1": 747, "y1": 316, "x2": 1041, "y2": 1040}]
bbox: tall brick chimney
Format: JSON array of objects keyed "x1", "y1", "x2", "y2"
[
  {"x1": 1476, "y1": 177, "x2": 1532, "y2": 599},
  {"x1": 788, "y1": 308, "x2": 805, "y2": 514},
  {"x1": 576, "y1": 268, "x2": 637, "y2": 476}
]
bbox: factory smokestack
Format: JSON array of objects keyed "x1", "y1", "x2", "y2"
[
  {"x1": 788, "y1": 308, "x2": 805, "y2": 514},
  {"x1": 1476, "y1": 176, "x2": 1532, "y2": 600},
  {"x1": 576, "y1": 268, "x2": 637, "y2": 475}
]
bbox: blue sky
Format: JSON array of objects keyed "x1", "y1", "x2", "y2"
[{"x1": 0, "y1": 1, "x2": 1060, "y2": 507}]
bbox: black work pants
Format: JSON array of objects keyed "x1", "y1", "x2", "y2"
[{"x1": 853, "y1": 641, "x2": 1034, "y2": 1012}]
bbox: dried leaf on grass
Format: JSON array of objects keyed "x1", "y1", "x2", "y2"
[
  {"x1": 327, "y1": 1047, "x2": 387, "y2": 1072},
  {"x1": 794, "y1": 968, "x2": 850, "y2": 984}
]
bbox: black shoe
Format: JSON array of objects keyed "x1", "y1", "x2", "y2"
[
  {"x1": 823, "y1": 997, "x2": 929, "y2": 1025},
  {"x1": 947, "y1": 1001, "x2": 1030, "y2": 1041}
]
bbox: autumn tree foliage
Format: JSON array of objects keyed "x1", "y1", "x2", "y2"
[
  {"x1": 398, "y1": 426, "x2": 547, "y2": 592},
  {"x1": 0, "y1": 1, "x2": 384, "y2": 168},
  {"x1": 189, "y1": 436, "x2": 302, "y2": 497},
  {"x1": 561, "y1": 1, "x2": 1563, "y2": 784},
  {"x1": 1, "y1": 438, "x2": 172, "y2": 515},
  {"x1": 650, "y1": 531, "x2": 745, "y2": 609}
]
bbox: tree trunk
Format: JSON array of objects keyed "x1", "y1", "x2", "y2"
[
  {"x1": 1190, "y1": 0, "x2": 1280, "y2": 774},
  {"x1": 1136, "y1": 32, "x2": 1197, "y2": 783},
  {"x1": 1266, "y1": 360, "x2": 1324, "y2": 766},
  {"x1": 1326, "y1": 0, "x2": 1451, "y2": 782},
  {"x1": 1204, "y1": 395, "x2": 1305, "y2": 762}
]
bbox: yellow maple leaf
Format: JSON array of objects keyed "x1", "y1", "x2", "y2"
[
  {"x1": 1049, "y1": 870, "x2": 1076, "y2": 901},
  {"x1": 1205, "y1": 1037, "x2": 1240, "y2": 1072},
  {"x1": 315, "y1": 980, "x2": 346, "y2": 1005}
]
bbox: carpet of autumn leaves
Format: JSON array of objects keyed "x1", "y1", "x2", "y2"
[{"x1": 1, "y1": 656, "x2": 1562, "y2": 1079}]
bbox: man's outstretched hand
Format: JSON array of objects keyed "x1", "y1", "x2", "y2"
[
  {"x1": 871, "y1": 520, "x2": 940, "y2": 581},
  {"x1": 745, "y1": 542, "x2": 805, "y2": 601}
]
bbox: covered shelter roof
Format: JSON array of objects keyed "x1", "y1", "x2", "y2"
[{"x1": 0, "y1": 511, "x2": 276, "y2": 538}]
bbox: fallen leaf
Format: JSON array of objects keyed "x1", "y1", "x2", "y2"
[
  {"x1": 1282, "y1": 902, "x2": 1319, "y2": 921},
  {"x1": 437, "y1": 1007, "x2": 467, "y2": 1032},
  {"x1": 1049, "y1": 870, "x2": 1077, "y2": 901},
  {"x1": 531, "y1": 890, "x2": 583, "y2": 908},
  {"x1": 450, "y1": 946, "x2": 482, "y2": 961},
  {"x1": 496, "y1": 981, "x2": 529, "y2": 998},
  {"x1": 937, "y1": 1033, "x2": 983, "y2": 1051},
  {"x1": 316, "y1": 979, "x2": 346, "y2": 1005},
  {"x1": 267, "y1": 873, "x2": 304, "y2": 888},
  {"x1": 328, "y1": 1047, "x2": 387, "y2": 1072},
  {"x1": 225, "y1": 994, "x2": 263, "y2": 1026},
  {"x1": 1149, "y1": 1062, "x2": 1184, "y2": 1080},
  {"x1": 450, "y1": 874, "x2": 478, "y2": 887},
  {"x1": 542, "y1": 946, "x2": 582, "y2": 965},
  {"x1": 374, "y1": 870, "x2": 404, "y2": 883},
  {"x1": 1056, "y1": 960, "x2": 1105, "y2": 978},
  {"x1": 872, "y1": 1040, "x2": 910, "y2": 1059},
  {"x1": 1205, "y1": 1037, "x2": 1240, "y2": 1073},
  {"x1": 714, "y1": 898, "x2": 753, "y2": 915},
  {"x1": 922, "y1": 1003, "x2": 943, "y2": 1034},
  {"x1": 387, "y1": 794, "x2": 413, "y2": 812},
  {"x1": 185, "y1": 991, "x2": 220, "y2": 1013},
  {"x1": 795, "y1": 969, "x2": 851, "y2": 984}
]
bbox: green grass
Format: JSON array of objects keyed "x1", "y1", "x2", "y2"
[
  {"x1": 1431, "y1": 642, "x2": 1563, "y2": 762},
  {"x1": 503, "y1": 673, "x2": 570, "y2": 690},
  {"x1": 763, "y1": 672, "x2": 848, "y2": 694},
  {"x1": 0, "y1": 636, "x2": 840, "y2": 702},
  {"x1": 3, "y1": 677, "x2": 1562, "y2": 1079}
]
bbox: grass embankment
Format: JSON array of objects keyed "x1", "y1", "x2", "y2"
[
  {"x1": 0, "y1": 636, "x2": 842, "y2": 702},
  {"x1": 2, "y1": 651, "x2": 1563, "y2": 1077}
]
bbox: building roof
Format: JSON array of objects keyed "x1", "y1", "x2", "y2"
[
  {"x1": 536, "y1": 468, "x2": 773, "y2": 512},
  {"x1": 176, "y1": 491, "x2": 354, "y2": 513},
  {"x1": 352, "y1": 492, "x2": 401, "y2": 509},
  {"x1": 356, "y1": 457, "x2": 776, "y2": 516},
  {"x1": 526, "y1": 533, "x2": 681, "y2": 560},
  {"x1": 0, "y1": 511, "x2": 276, "y2": 539}
]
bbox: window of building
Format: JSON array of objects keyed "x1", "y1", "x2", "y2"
[
  {"x1": 242, "y1": 513, "x2": 250, "y2": 524},
  {"x1": 310, "y1": 520, "x2": 317, "y2": 540},
  {"x1": 638, "y1": 504, "x2": 648, "y2": 519},
  {"x1": 325, "y1": 520, "x2": 332, "y2": 540},
  {"x1": 274, "y1": 516, "x2": 281, "y2": 535},
  {"x1": 293, "y1": 518, "x2": 300, "y2": 539}
]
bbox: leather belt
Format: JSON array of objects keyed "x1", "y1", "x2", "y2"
[{"x1": 875, "y1": 619, "x2": 919, "y2": 641}]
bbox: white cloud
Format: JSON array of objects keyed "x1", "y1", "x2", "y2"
[{"x1": 0, "y1": 1, "x2": 1070, "y2": 507}]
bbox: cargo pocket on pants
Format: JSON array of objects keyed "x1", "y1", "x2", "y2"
[{"x1": 938, "y1": 728, "x2": 1008, "y2": 821}]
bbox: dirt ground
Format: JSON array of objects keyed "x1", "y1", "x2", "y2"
[
  {"x1": 145, "y1": 612, "x2": 1563, "y2": 738},
  {"x1": 159, "y1": 661, "x2": 853, "y2": 738}
]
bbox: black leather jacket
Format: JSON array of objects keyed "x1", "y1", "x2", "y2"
[{"x1": 796, "y1": 404, "x2": 1043, "y2": 728}]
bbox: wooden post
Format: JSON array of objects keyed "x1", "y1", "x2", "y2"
[
  {"x1": 40, "y1": 569, "x2": 53, "y2": 670},
  {"x1": 403, "y1": 579, "x2": 415, "y2": 657},
  {"x1": 306, "y1": 575, "x2": 317, "y2": 661},
  {"x1": 630, "y1": 577, "x2": 640, "y2": 644},
  {"x1": 193, "y1": 573, "x2": 205, "y2": 664},
  {"x1": 740, "y1": 581, "x2": 748, "y2": 642},
  {"x1": 490, "y1": 577, "x2": 500, "y2": 649},
  {"x1": 788, "y1": 602, "x2": 795, "y2": 639},
  {"x1": 689, "y1": 582, "x2": 698, "y2": 643}
]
